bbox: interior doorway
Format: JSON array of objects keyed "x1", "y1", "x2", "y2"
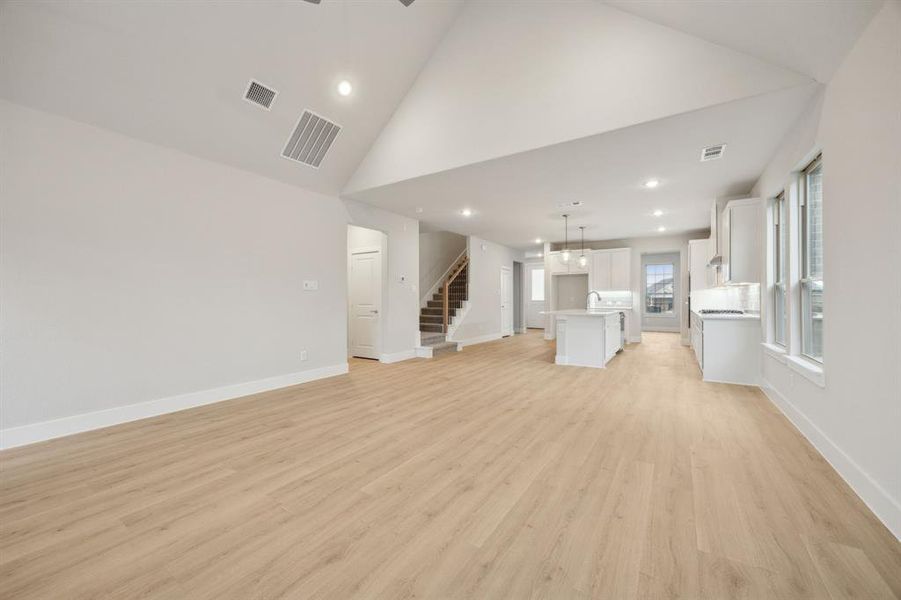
[
  {"x1": 348, "y1": 225, "x2": 387, "y2": 359},
  {"x1": 641, "y1": 251, "x2": 680, "y2": 332},
  {"x1": 513, "y1": 261, "x2": 524, "y2": 334},
  {"x1": 500, "y1": 266, "x2": 514, "y2": 337},
  {"x1": 525, "y1": 262, "x2": 545, "y2": 329}
]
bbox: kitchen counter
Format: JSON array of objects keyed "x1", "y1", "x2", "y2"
[
  {"x1": 542, "y1": 309, "x2": 623, "y2": 368},
  {"x1": 543, "y1": 309, "x2": 623, "y2": 318},
  {"x1": 691, "y1": 310, "x2": 760, "y2": 321}
]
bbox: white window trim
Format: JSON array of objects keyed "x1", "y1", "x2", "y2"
[
  {"x1": 798, "y1": 155, "x2": 824, "y2": 364},
  {"x1": 761, "y1": 342, "x2": 787, "y2": 364},
  {"x1": 786, "y1": 354, "x2": 825, "y2": 388}
]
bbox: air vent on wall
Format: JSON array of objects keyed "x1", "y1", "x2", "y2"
[
  {"x1": 244, "y1": 80, "x2": 277, "y2": 110},
  {"x1": 282, "y1": 110, "x2": 341, "y2": 168},
  {"x1": 700, "y1": 144, "x2": 726, "y2": 162}
]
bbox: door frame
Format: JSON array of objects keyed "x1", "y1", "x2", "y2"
[
  {"x1": 640, "y1": 251, "x2": 681, "y2": 333},
  {"x1": 500, "y1": 265, "x2": 514, "y2": 337},
  {"x1": 349, "y1": 243, "x2": 385, "y2": 360},
  {"x1": 525, "y1": 261, "x2": 545, "y2": 329}
]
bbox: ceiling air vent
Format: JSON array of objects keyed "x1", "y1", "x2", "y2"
[
  {"x1": 700, "y1": 144, "x2": 726, "y2": 162},
  {"x1": 244, "y1": 80, "x2": 277, "y2": 110},
  {"x1": 282, "y1": 110, "x2": 341, "y2": 168}
]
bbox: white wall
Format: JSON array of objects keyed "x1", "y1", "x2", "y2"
[
  {"x1": 751, "y1": 1, "x2": 901, "y2": 538},
  {"x1": 343, "y1": 199, "x2": 420, "y2": 359},
  {"x1": 1, "y1": 101, "x2": 349, "y2": 446},
  {"x1": 419, "y1": 230, "x2": 466, "y2": 302},
  {"x1": 449, "y1": 236, "x2": 523, "y2": 344}
]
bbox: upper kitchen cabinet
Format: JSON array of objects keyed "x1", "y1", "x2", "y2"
[
  {"x1": 547, "y1": 251, "x2": 588, "y2": 274},
  {"x1": 688, "y1": 239, "x2": 712, "y2": 292},
  {"x1": 721, "y1": 198, "x2": 761, "y2": 284},
  {"x1": 589, "y1": 248, "x2": 630, "y2": 291}
]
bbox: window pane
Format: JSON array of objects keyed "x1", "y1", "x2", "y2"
[
  {"x1": 530, "y1": 268, "x2": 545, "y2": 302},
  {"x1": 801, "y1": 158, "x2": 824, "y2": 362},
  {"x1": 645, "y1": 263, "x2": 674, "y2": 314},
  {"x1": 806, "y1": 163, "x2": 823, "y2": 279},
  {"x1": 801, "y1": 279, "x2": 824, "y2": 361},
  {"x1": 774, "y1": 284, "x2": 786, "y2": 345}
]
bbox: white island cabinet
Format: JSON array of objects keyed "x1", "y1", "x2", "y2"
[{"x1": 545, "y1": 310, "x2": 623, "y2": 368}]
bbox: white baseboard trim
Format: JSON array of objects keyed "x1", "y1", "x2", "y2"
[
  {"x1": 379, "y1": 349, "x2": 417, "y2": 364},
  {"x1": 0, "y1": 363, "x2": 349, "y2": 450},
  {"x1": 628, "y1": 335, "x2": 642, "y2": 343},
  {"x1": 761, "y1": 381, "x2": 901, "y2": 541},
  {"x1": 453, "y1": 333, "x2": 503, "y2": 348}
]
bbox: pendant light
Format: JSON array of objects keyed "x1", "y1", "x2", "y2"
[
  {"x1": 559, "y1": 214, "x2": 571, "y2": 265},
  {"x1": 578, "y1": 226, "x2": 588, "y2": 268}
]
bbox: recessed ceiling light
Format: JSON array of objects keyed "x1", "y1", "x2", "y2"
[
  {"x1": 461, "y1": 208, "x2": 473, "y2": 217},
  {"x1": 337, "y1": 80, "x2": 353, "y2": 96},
  {"x1": 653, "y1": 209, "x2": 664, "y2": 217},
  {"x1": 657, "y1": 226, "x2": 666, "y2": 232},
  {"x1": 645, "y1": 179, "x2": 660, "y2": 189},
  {"x1": 535, "y1": 238, "x2": 542, "y2": 244}
]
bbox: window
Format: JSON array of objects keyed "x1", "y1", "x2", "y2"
[
  {"x1": 530, "y1": 268, "x2": 545, "y2": 302},
  {"x1": 772, "y1": 193, "x2": 787, "y2": 346},
  {"x1": 645, "y1": 263, "x2": 674, "y2": 314},
  {"x1": 800, "y1": 156, "x2": 823, "y2": 362}
]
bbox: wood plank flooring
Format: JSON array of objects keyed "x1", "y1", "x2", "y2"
[{"x1": 1, "y1": 331, "x2": 899, "y2": 599}]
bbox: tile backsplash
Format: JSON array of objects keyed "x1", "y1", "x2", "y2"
[{"x1": 690, "y1": 284, "x2": 760, "y2": 313}]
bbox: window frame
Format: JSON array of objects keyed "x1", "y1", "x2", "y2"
[
  {"x1": 772, "y1": 192, "x2": 787, "y2": 347},
  {"x1": 644, "y1": 262, "x2": 675, "y2": 315},
  {"x1": 530, "y1": 267, "x2": 545, "y2": 302},
  {"x1": 799, "y1": 154, "x2": 824, "y2": 364}
]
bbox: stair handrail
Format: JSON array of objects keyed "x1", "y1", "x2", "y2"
[
  {"x1": 443, "y1": 254, "x2": 470, "y2": 332},
  {"x1": 421, "y1": 247, "x2": 468, "y2": 306}
]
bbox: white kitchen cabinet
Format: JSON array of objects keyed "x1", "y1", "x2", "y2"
[
  {"x1": 609, "y1": 249, "x2": 630, "y2": 290},
  {"x1": 722, "y1": 198, "x2": 761, "y2": 284},
  {"x1": 690, "y1": 311, "x2": 760, "y2": 385},
  {"x1": 588, "y1": 248, "x2": 630, "y2": 291},
  {"x1": 547, "y1": 250, "x2": 588, "y2": 275},
  {"x1": 688, "y1": 239, "x2": 710, "y2": 295}
]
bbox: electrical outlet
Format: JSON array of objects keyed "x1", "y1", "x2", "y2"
[
  {"x1": 303, "y1": 280, "x2": 318, "y2": 291},
  {"x1": 300, "y1": 350, "x2": 308, "y2": 361}
]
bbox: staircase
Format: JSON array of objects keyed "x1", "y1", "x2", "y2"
[{"x1": 420, "y1": 254, "x2": 469, "y2": 336}]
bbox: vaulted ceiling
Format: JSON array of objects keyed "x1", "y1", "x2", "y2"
[
  {"x1": 0, "y1": 0, "x2": 464, "y2": 196},
  {"x1": 0, "y1": 0, "x2": 883, "y2": 246}
]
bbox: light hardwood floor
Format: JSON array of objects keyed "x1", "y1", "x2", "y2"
[{"x1": 1, "y1": 332, "x2": 899, "y2": 599}]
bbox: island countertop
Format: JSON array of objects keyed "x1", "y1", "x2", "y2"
[{"x1": 541, "y1": 309, "x2": 624, "y2": 317}]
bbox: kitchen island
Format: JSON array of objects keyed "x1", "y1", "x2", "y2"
[{"x1": 543, "y1": 309, "x2": 624, "y2": 368}]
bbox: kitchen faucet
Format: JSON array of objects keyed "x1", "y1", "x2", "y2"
[{"x1": 586, "y1": 290, "x2": 602, "y2": 310}]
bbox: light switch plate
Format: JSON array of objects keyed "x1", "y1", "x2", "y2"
[{"x1": 303, "y1": 280, "x2": 318, "y2": 291}]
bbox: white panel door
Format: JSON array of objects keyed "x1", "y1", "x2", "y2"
[
  {"x1": 350, "y1": 250, "x2": 382, "y2": 359},
  {"x1": 501, "y1": 267, "x2": 514, "y2": 336},
  {"x1": 526, "y1": 264, "x2": 545, "y2": 328},
  {"x1": 609, "y1": 249, "x2": 631, "y2": 290}
]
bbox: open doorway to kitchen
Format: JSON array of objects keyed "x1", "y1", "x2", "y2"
[{"x1": 641, "y1": 252, "x2": 680, "y2": 332}]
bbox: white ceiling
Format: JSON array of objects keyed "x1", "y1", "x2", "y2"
[
  {"x1": 345, "y1": 0, "x2": 812, "y2": 195},
  {"x1": 346, "y1": 82, "x2": 820, "y2": 250},
  {"x1": 602, "y1": 0, "x2": 885, "y2": 83},
  {"x1": 1, "y1": 0, "x2": 879, "y2": 247},
  {"x1": 0, "y1": 0, "x2": 463, "y2": 196}
]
